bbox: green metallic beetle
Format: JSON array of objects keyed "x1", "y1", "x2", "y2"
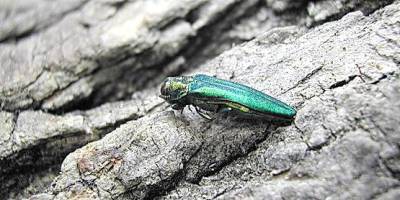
[{"x1": 159, "y1": 74, "x2": 296, "y2": 120}]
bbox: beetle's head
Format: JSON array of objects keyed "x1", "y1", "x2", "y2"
[{"x1": 159, "y1": 76, "x2": 192, "y2": 102}]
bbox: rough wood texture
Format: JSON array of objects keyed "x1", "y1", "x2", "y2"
[{"x1": 0, "y1": 0, "x2": 398, "y2": 199}]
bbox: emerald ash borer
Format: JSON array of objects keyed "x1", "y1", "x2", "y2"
[{"x1": 159, "y1": 74, "x2": 296, "y2": 120}]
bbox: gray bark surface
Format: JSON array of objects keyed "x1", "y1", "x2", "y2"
[{"x1": 0, "y1": 0, "x2": 398, "y2": 199}]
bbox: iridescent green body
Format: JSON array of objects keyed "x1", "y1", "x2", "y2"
[{"x1": 160, "y1": 74, "x2": 296, "y2": 120}]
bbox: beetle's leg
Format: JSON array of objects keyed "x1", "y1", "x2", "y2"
[
  {"x1": 188, "y1": 105, "x2": 194, "y2": 113},
  {"x1": 198, "y1": 110, "x2": 212, "y2": 120},
  {"x1": 195, "y1": 106, "x2": 212, "y2": 120},
  {"x1": 172, "y1": 103, "x2": 184, "y2": 110},
  {"x1": 180, "y1": 106, "x2": 185, "y2": 114}
]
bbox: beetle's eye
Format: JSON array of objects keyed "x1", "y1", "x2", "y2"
[{"x1": 160, "y1": 82, "x2": 168, "y2": 95}]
